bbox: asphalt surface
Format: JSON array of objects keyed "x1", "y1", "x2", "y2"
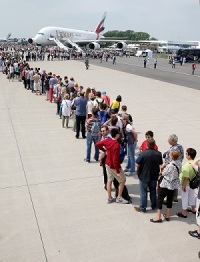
[
  {"x1": 78, "y1": 56, "x2": 200, "y2": 90},
  {"x1": 1, "y1": 59, "x2": 200, "y2": 262}
]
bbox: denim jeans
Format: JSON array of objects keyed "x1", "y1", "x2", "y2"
[
  {"x1": 86, "y1": 132, "x2": 100, "y2": 162},
  {"x1": 139, "y1": 180, "x2": 157, "y2": 212},
  {"x1": 30, "y1": 80, "x2": 34, "y2": 92},
  {"x1": 125, "y1": 143, "x2": 136, "y2": 172}
]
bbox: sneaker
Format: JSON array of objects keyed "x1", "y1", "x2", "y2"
[
  {"x1": 188, "y1": 230, "x2": 200, "y2": 239},
  {"x1": 84, "y1": 158, "x2": 90, "y2": 163},
  {"x1": 107, "y1": 197, "x2": 116, "y2": 204},
  {"x1": 125, "y1": 172, "x2": 136, "y2": 176},
  {"x1": 124, "y1": 168, "x2": 130, "y2": 172},
  {"x1": 116, "y1": 197, "x2": 129, "y2": 204}
]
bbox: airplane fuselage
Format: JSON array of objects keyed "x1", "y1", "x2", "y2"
[{"x1": 33, "y1": 26, "x2": 99, "y2": 46}]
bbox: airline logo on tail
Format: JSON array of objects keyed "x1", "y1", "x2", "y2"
[
  {"x1": 95, "y1": 12, "x2": 107, "y2": 40},
  {"x1": 7, "y1": 33, "x2": 11, "y2": 40}
]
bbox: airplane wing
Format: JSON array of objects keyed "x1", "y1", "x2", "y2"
[{"x1": 53, "y1": 36, "x2": 166, "y2": 52}]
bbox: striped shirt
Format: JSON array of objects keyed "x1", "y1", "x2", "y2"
[{"x1": 86, "y1": 116, "x2": 101, "y2": 132}]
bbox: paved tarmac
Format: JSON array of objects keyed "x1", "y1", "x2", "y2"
[
  {"x1": 0, "y1": 60, "x2": 200, "y2": 262},
  {"x1": 84, "y1": 56, "x2": 200, "y2": 90}
]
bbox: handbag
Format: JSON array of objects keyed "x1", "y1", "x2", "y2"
[
  {"x1": 56, "y1": 95, "x2": 61, "y2": 103},
  {"x1": 71, "y1": 101, "x2": 76, "y2": 110},
  {"x1": 158, "y1": 175, "x2": 164, "y2": 184},
  {"x1": 188, "y1": 163, "x2": 200, "y2": 189},
  {"x1": 189, "y1": 172, "x2": 200, "y2": 189}
]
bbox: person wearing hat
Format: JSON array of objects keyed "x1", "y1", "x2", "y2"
[{"x1": 101, "y1": 90, "x2": 110, "y2": 108}]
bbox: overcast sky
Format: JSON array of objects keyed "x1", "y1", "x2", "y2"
[{"x1": 1, "y1": 0, "x2": 200, "y2": 41}]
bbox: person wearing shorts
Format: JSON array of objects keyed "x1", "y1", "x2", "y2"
[
  {"x1": 33, "y1": 72, "x2": 41, "y2": 95},
  {"x1": 95, "y1": 128, "x2": 128, "y2": 204}
]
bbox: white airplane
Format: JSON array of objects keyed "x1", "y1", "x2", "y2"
[
  {"x1": 0, "y1": 33, "x2": 11, "y2": 42},
  {"x1": 28, "y1": 13, "x2": 128, "y2": 51}
]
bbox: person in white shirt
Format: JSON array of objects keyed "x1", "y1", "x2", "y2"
[
  {"x1": 61, "y1": 94, "x2": 72, "y2": 128},
  {"x1": 87, "y1": 95, "x2": 95, "y2": 119},
  {"x1": 9, "y1": 64, "x2": 14, "y2": 81}
]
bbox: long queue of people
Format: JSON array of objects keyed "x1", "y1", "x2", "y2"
[{"x1": 3, "y1": 59, "x2": 200, "y2": 242}]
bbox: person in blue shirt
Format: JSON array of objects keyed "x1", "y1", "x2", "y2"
[{"x1": 74, "y1": 92, "x2": 87, "y2": 139}]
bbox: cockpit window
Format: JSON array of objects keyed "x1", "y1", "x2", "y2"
[{"x1": 37, "y1": 33, "x2": 45, "y2": 36}]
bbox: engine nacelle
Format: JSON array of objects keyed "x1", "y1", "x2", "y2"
[
  {"x1": 116, "y1": 42, "x2": 127, "y2": 50},
  {"x1": 28, "y1": 38, "x2": 33, "y2": 44},
  {"x1": 88, "y1": 42, "x2": 100, "y2": 50}
]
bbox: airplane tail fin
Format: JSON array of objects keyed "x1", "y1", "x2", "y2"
[
  {"x1": 7, "y1": 33, "x2": 11, "y2": 40},
  {"x1": 95, "y1": 12, "x2": 107, "y2": 35}
]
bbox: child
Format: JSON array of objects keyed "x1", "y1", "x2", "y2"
[{"x1": 140, "y1": 130, "x2": 158, "y2": 152}]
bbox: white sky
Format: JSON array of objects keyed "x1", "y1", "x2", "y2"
[{"x1": 0, "y1": 0, "x2": 200, "y2": 41}]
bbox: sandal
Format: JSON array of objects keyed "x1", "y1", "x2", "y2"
[
  {"x1": 188, "y1": 230, "x2": 200, "y2": 239},
  {"x1": 163, "y1": 214, "x2": 170, "y2": 221},
  {"x1": 150, "y1": 218, "x2": 162, "y2": 223},
  {"x1": 187, "y1": 208, "x2": 196, "y2": 214},
  {"x1": 176, "y1": 212, "x2": 187, "y2": 218}
]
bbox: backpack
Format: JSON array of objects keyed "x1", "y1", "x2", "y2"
[
  {"x1": 189, "y1": 172, "x2": 200, "y2": 189},
  {"x1": 95, "y1": 98, "x2": 104, "y2": 110},
  {"x1": 126, "y1": 130, "x2": 135, "y2": 145},
  {"x1": 91, "y1": 121, "x2": 100, "y2": 137},
  {"x1": 119, "y1": 144, "x2": 125, "y2": 164},
  {"x1": 98, "y1": 111, "x2": 107, "y2": 126}
]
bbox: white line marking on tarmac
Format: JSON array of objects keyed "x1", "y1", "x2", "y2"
[{"x1": 117, "y1": 61, "x2": 200, "y2": 77}]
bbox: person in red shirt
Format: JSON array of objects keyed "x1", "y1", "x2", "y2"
[
  {"x1": 95, "y1": 128, "x2": 128, "y2": 204},
  {"x1": 101, "y1": 90, "x2": 110, "y2": 108},
  {"x1": 192, "y1": 63, "x2": 196, "y2": 75},
  {"x1": 139, "y1": 130, "x2": 158, "y2": 152}
]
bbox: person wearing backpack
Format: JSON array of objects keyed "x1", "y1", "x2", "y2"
[
  {"x1": 118, "y1": 105, "x2": 133, "y2": 124},
  {"x1": 189, "y1": 157, "x2": 200, "y2": 239},
  {"x1": 176, "y1": 148, "x2": 197, "y2": 218},
  {"x1": 84, "y1": 107, "x2": 101, "y2": 163},
  {"x1": 121, "y1": 114, "x2": 138, "y2": 176},
  {"x1": 97, "y1": 103, "x2": 110, "y2": 126},
  {"x1": 93, "y1": 91, "x2": 104, "y2": 109}
]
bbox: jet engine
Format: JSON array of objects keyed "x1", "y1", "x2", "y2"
[
  {"x1": 116, "y1": 42, "x2": 127, "y2": 50},
  {"x1": 28, "y1": 38, "x2": 33, "y2": 44},
  {"x1": 88, "y1": 42, "x2": 100, "y2": 50}
]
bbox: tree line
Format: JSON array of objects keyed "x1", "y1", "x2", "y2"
[{"x1": 103, "y1": 30, "x2": 157, "y2": 41}]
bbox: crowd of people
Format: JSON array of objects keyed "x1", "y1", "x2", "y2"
[
  {"x1": 1, "y1": 49, "x2": 200, "y2": 241},
  {"x1": 0, "y1": 42, "x2": 122, "y2": 65}
]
